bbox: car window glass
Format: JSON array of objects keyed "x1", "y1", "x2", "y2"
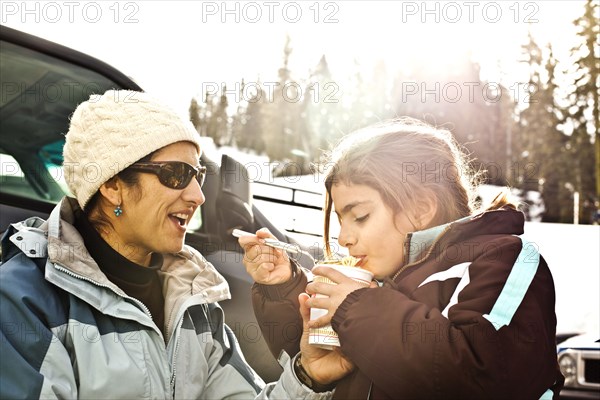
[
  {"x1": 0, "y1": 39, "x2": 122, "y2": 203},
  {"x1": 0, "y1": 36, "x2": 211, "y2": 234},
  {"x1": 0, "y1": 150, "x2": 68, "y2": 201},
  {"x1": 39, "y1": 140, "x2": 71, "y2": 196},
  {"x1": 0, "y1": 153, "x2": 35, "y2": 199}
]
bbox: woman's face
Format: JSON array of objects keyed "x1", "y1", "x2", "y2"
[
  {"x1": 331, "y1": 182, "x2": 415, "y2": 279},
  {"x1": 114, "y1": 141, "x2": 204, "y2": 265}
]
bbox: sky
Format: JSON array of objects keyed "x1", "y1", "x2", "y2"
[{"x1": 1, "y1": 0, "x2": 585, "y2": 114}]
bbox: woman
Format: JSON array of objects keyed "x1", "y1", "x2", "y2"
[
  {"x1": 0, "y1": 90, "x2": 351, "y2": 399},
  {"x1": 239, "y1": 118, "x2": 564, "y2": 399}
]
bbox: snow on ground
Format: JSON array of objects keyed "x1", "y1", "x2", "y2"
[{"x1": 523, "y1": 222, "x2": 600, "y2": 335}]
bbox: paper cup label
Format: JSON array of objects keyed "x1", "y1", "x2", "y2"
[{"x1": 308, "y1": 265, "x2": 373, "y2": 350}]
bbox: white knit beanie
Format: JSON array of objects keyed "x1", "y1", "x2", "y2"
[{"x1": 63, "y1": 90, "x2": 201, "y2": 209}]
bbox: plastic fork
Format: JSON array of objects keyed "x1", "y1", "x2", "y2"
[{"x1": 232, "y1": 229, "x2": 316, "y2": 265}]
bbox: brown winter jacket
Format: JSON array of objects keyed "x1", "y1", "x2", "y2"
[{"x1": 252, "y1": 208, "x2": 564, "y2": 399}]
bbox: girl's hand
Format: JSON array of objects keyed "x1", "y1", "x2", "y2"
[
  {"x1": 298, "y1": 293, "x2": 354, "y2": 385},
  {"x1": 238, "y1": 228, "x2": 293, "y2": 285},
  {"x1": 305, "y1": 266, "x2": 377, "y2": 328}
]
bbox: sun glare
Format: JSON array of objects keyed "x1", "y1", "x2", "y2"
[{"x1": 1, "y1": 1, "x2": 586, "y2": 113}]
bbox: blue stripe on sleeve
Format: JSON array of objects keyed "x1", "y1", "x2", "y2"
[{"x1": 483, "y1": 237, "x2": 540, "y2": 330}]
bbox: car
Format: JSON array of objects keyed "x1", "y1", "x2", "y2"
[
  {"x1": 557, "y1": 333, "x2": 600, "y2": 399},
  {"x1": 0, "y1": 25, "x2": 319, "y2": 382}
]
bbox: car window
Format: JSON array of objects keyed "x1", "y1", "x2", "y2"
[
  {"x1": 0, "y1": 39, "x2": 208, "y2": 231},
  {"x1": 0, "y1": 150, "x2": 68, "y2": 202},
  {"x1": 1, "y1": 40, "x2": 116, "y2": 201},
  {"x1": 0, "y1": 38, "x2": 196, "y2": 231},
  {"x1": 0, "y1": 153, "x2": 38, "y2": 199}
]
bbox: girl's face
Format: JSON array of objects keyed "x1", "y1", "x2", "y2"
[
  {"x1": 331, "y1": 182, "x2": 416, "y2": 279},
  {"x1": 113, "y1": 141, "x2": 205, "y2": 266}
]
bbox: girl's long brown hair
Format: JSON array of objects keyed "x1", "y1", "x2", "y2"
[{"x1": 320, "y1": 117, "x2": 516, "y2": 256}]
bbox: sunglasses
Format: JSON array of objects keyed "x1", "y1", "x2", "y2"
[{"x1": 128, "y1": 161, "x2": 207, "y2": 189}]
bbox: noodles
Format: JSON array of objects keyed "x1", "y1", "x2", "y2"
[{"x1": 320, "y1": 255, "x2": 360, "y2": 267}]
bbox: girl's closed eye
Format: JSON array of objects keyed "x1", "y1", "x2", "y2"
[{"x1": 355, "y1": 214, "x2": 369, "y2": 223}]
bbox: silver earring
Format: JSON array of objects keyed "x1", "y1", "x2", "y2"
[{"x1": 114, "y1": 204, "x2": 123, "y2": 217}]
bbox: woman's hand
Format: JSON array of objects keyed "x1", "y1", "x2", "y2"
[
  {"x1": 298, "y1": 293, "x2": 354, "y2": 385},
  {"x1": 306, "y1": 266, "x2": 377, "y2": 328},
  {"x1": 238, "y1": 228, "x2": 293, "y2": 285}
]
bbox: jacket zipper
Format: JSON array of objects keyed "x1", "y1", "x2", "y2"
[
  {"x1": 52, "y1": 263, "x2": 159, "y2": 336},
  {"x1": 166, "y1": 298, "x2": 208, "y2": 397},
  {"x1": 392, "y1": 224, "x2": 452, "y2": 281},
  {"x1": 168, "y1": 301, "x2": 207, "y2": 396},
  {"x1": 165, "y1": 303, "x2": 178, "y2": 344},
  {"x1": 169, "y1": 317, "x2": 184, "y2": 398},
  {"x1": 54, "y1": 262, "x2": 174, "y2": 397}
]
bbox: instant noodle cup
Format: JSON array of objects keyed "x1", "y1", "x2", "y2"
[{"x1": 309, "y1": 259, "x2": 374, "y2": 350}]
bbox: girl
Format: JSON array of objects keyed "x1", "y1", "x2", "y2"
[{"x1": 239, "y1": 117, "x2": 563, "y2": 399}]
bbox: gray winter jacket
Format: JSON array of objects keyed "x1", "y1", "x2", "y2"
[{"x1": 0, "y1": 198, "x2": 330, "y2": 399}]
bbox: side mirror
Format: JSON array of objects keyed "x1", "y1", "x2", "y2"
[{"x1": 216, "y1": 154, "x2": 254, "y2": 235}]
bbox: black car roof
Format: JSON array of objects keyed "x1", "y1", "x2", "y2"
[{"x1": 0, "y1": 25, "x2": 142, "y2": 91}]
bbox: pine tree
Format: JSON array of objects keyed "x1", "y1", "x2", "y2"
[
  {"x1": 343, "y1": 59, "x2": 371, "y2": 133},
  {"x1": 390, "y1": 56, "x2": 513, "y2": 186},
  {"x1": 303, "y1": 55, "x2": 341, "y2": 155},
  {"x1": 263, "y1": 36, "x2": 312, "y2": 174},
  {"x1": 206, "y1": 88, "x2": 229, "y2": 146},
  {"x1": 368, "y1": 60, "x2": 391, "y2": 122},
  {"x1": 540, "y1": 48, "x2": 569, "y2": 222},
  {"x1": 188, "y1": 93, "x2": 212, "y2": 136},
  {"x1": 189, "y1": 97, "x2": 201, "y2": 132},
  {"x1": 229, "y1": 79, "x2": 245, "y2": 148},
  {"x1": 238, "y1": 80, "x2": 267, "y2": 153},
  {"x1": 197, "y1": 92, "x2": 213, "y2": 138},
  {"x1": 516, "y1": 31, "x2": 547, "y2": 193},
  {"x1": 489, "y1": 83, "x2": 517, "y2": 187},
  {"x1": 522, "y1": 43, "x2": 569, "y2": 222},
  {"x1": 263, "y1": 36, "x2": 293, "y2": 161},
  {"x1": 567, "y1": 0, "x2": 599, "y2": 222}
]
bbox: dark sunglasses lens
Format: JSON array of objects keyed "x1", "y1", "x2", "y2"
[{"x1": 159, "y1": 163, "x2": 194, "y2": 189}]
